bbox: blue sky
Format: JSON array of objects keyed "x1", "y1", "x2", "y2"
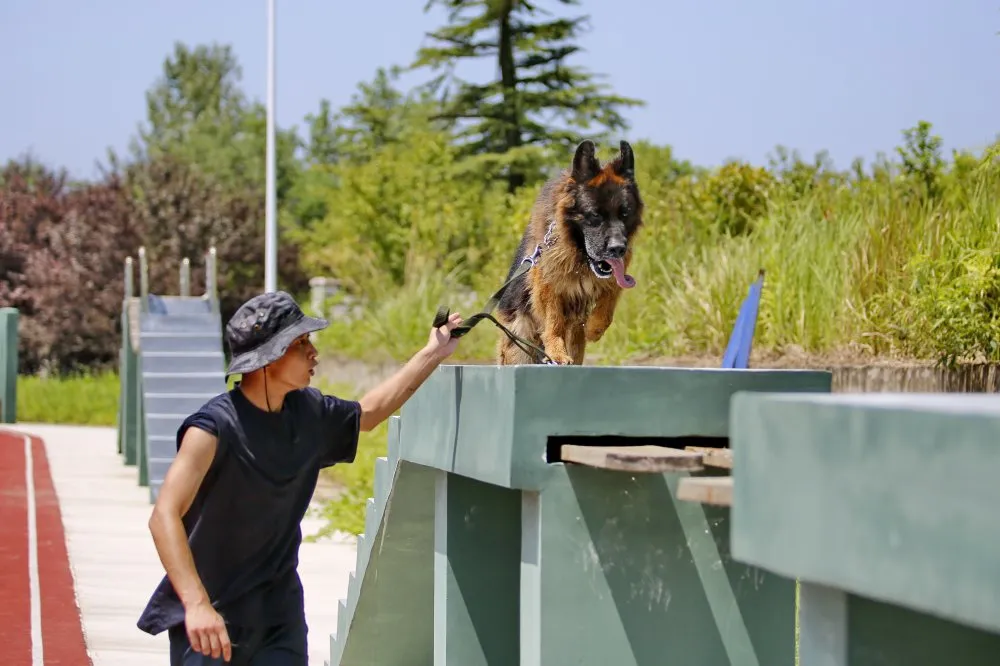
[{"x1": 2, "y1": 0, "x2": 998, "y2": 181}]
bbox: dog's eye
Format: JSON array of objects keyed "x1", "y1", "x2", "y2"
[{"x1": 619, "y1": 205, "x2": 629, "y2": 219}]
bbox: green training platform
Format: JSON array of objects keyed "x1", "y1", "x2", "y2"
[
  {"x1": 326, "y1": 364, "x2": 832, "y2": 666},
  {"x1": 730, "y1": 391, "x2": 1000, "y2": 666}
]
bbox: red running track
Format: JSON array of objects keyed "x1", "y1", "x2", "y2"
[{"x1": 0, "y1": 430, "x2": 92, "y2": 665}]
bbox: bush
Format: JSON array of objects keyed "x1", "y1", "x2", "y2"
[
  {"x1": 0, "y1": 153, "x2": 312, "y2": 375},
  {"x1": 0, "y1": 161, "x2": 143, "y2": 375},
  {"x1": 300, "y1": 122, "x2": 1000, "y2": 368},
  {"x1": 16, "y1": 372, "x2": 119, "y2": 425}
]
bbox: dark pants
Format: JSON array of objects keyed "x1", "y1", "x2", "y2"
[{"x1": 168, "y1": 620, "x2": 308, "y2": 665}]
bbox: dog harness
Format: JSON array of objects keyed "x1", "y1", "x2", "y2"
[{"x1": 433, "y1": 221, "x2": 559, "y2": 365}]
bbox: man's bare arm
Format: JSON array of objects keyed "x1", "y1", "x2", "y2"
[
  {"x1": 357, "y1": 345, "x2": 442, "y2": 432},
  {"x1": 148, "y1": 425, "x2": 232, "y2": 660},
  {"x1": 356, "y1": 313, "x2": 463, "y2": 432},
  {"x1": 147, "y1": 426, "x2": 217, "y2": 609}
]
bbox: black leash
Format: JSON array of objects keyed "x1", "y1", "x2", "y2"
[{"x1": 432, "y1": 259, "x2": 558, "y2": 365}]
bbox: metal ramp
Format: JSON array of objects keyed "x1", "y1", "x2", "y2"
[{"x1": 117, "y1": 246, "x2": 226, "y2": 503}]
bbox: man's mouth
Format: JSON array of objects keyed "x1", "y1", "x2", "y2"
[{"x1": 588, "y1": 258, "x2": 636, "y2": 289}]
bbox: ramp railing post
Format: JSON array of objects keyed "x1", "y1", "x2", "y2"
[
  {"x1": 118, "y1": 256, "x2": 135, "y2": 457},
  {"x1": 124, "y1": 256, "x2": 134, "y2": 301},
  {"x1": 180, "y1": 257, "x2": 191, "y2": 297},
  {"x1": 205, "y1": 246, "x2": 218, "y2": 313},
  {"x1": 138, "y1": 246, "x2": 149, "y2": 313}
]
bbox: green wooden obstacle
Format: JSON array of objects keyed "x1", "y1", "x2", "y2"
[
  {"x1": 0, "y1": 307, "x2": 18, "y2": 423},
  {"x1": 328, "y1": 364, "x2": 833, "y2": 666},
  {"x1": 728, "y1": 391, "x2": 1000, "y2": 666}
]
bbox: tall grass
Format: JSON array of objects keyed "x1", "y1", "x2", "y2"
[
  {"x1": 16, "y1": 371, "x2": 119, "y2": 425},
  {"x1": 310, "y1": 124, "x2": 1000, "y2": 368}
]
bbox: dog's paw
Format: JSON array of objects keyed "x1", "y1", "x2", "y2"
[{"x1": 547, "y1": 352, "x2": 574, "y2": 366}]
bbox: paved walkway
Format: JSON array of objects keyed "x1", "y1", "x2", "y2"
[{"x1": 2, "y1": 422, "x2": 358, "y2": 666}]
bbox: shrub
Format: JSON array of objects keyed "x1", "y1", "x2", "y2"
[{"x1": 16, "y1": 372, "x2": 119, "y2": 425}]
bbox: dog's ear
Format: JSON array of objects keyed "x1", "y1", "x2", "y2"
[
  {"x1": 613, "y1": 140, "x2": 635, "y2": 180},
  {"x1": 572, "y1": 140, "x2": 601, "y2": 183}
]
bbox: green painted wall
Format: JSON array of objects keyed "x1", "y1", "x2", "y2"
[
  {"x1": 0, "y1": 308, "x2": 18, "y2": 423},
  {"x1": 398, "y1": 365, "x2": 833, "y2": 490},
  {"x1": 435, "y1": 471, "x2": 521, "y2": 666},
  {"x1": 334, "y1": 365, "x2": 833, "y2": 665},
  {"x1": 338, "y1": 459, "x2": 437, "y2": 666},
  {"x1": 730, "y1": 392, "x2": 1000, "y2": 636},
  {"x1": 520, "y1": 465, "x2": 794, "y2": 666}
]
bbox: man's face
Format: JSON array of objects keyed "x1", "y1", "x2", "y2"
[{"x1": 266, "y1": 334, "x2": 319, "y2": 389}]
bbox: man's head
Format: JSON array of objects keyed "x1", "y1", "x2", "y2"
[{"x1": 225, "y1": 291, "x2": 327, "y2": 390}]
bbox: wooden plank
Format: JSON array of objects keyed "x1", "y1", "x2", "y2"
[
  {"x1": 677, "y1": 476, "x2": 733, "y2": 506},
  {"x1": 559, "y1": 444, "x2": 704, "y2": 473},
  {"x1": 685, "y1": 446, "x2": 733, "y2": 469}
]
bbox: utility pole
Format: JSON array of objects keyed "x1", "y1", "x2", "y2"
[{"x1": 264, "y1": 0, "x2": 278, "y2": 293}]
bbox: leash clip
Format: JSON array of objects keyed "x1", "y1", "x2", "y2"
[{"x1": 521, "y1": 243, "x2": 543, "y2": 267}]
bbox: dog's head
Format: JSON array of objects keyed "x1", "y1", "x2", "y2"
[{"x1": 564, "y1": 139, "x2": 643, "y2": 288}]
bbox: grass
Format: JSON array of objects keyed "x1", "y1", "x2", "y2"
[
  {"x1": 16, "y1": 371, "x2": 119, "y2": 426},
  {"x1": 310, "y1": 138, "x2": 1000, "y2": 370}
]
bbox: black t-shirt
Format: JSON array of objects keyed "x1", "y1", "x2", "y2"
[{"x1": 136, "y1": 385, "x2": 361, "y2": 635}]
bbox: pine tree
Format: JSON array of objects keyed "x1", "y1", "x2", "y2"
[{"x1": 412, "y1": 0, "x2": 644, "y2": 191}]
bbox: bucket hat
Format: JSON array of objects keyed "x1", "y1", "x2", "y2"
[{"x1": 225, "y1": 291, "x2": 328, "y2": 377}]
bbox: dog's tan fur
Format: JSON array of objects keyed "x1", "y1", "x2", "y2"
[{"x1": 495, "y1": 141, "x2": 644, "y2": 366}]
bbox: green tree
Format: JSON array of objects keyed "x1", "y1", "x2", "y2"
[
  {"x1": 412, "y1": 0, "x2": 644, "y2": 191},
  {"x1": 302, "y1": 67, "x2": 440, "y2": 167},
  {"x1": 288, "y1": 68, "x2": 444, "y2": 234},
  {"x1": 116, "y1": 42, "x2": 302, "y2": 203},
  {"x1": 896, "y1": 120, "x2": 945, "y2": 200}
]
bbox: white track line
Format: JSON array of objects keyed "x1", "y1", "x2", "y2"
[{"x1": 25, "y1": 434, "x2": 43, "y2": 666}]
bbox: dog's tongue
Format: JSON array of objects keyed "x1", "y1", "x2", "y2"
[{"x1": 608, "y1": 258, "x2": 636, "y2": 289}]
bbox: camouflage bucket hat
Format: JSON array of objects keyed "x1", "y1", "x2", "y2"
[{"x1": 225, "y1": 291, "x2": 328, "y2": 377}]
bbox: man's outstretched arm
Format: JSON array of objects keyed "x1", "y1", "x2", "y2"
[
  {"x1": 148, "y1": 426, "x2": 232, "y2": 662},
  {"x1": 357, "y1": 312, "x2": 463, "y2": 432}
]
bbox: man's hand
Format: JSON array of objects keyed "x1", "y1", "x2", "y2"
[
  {"x1": 185, "y1": 599, "x2": 232, "y2": 661},
  {"x1": 424, "y1": 311, "x2": 463, "y2": 361}
]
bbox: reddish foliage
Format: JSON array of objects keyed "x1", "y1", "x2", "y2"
[
  {"x1": 126, "y1": 155, "x2": 309, "y2": 322},
  {"x1": 0, "y1": 155, "x2": 309, "y2": 375},
  {"x1": 1, "y1": 161, "x2": 142, "y2": 373}
]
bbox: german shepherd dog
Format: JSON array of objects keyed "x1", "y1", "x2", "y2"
[{"x1": 496, "y1": 140, "x2": 643, "y2": 366}]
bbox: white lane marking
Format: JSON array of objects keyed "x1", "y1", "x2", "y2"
[{"x1": 25, "y1": 434, "x2": 43, "y2": 666}]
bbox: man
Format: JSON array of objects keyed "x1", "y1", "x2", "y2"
[{"x1": 136, "y1": 290, "x2": 463, "y2": 664}]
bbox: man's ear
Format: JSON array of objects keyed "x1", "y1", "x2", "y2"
[
  {"x1": 613, "y1": 140, "x2": 635, "y2": 180},
  {"x1": 572, "y1": 140, "x2": 601, "y2": 183}
]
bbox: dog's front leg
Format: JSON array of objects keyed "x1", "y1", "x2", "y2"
[
  {"x1": 541, "y1": 319, "x2": 574, "y2": 365},
  {"x1": 536, "y1": 289, "x2": 574, "y2": 365},
  {"x1": 585, "y1": 287, "x2": 622, "y2": 343}
]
